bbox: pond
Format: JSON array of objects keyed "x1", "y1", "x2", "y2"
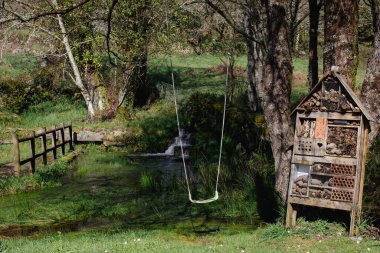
[{"x1": 0, "y1": 151, "x2": 261, "y2": 237}]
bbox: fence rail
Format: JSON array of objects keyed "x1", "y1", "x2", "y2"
[{"x1": 1, "y1": 122, "x2": 74, "y2": 176}]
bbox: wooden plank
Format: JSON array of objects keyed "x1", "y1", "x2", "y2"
[
  {"x1": 18, "y1": 136, "x2": 34, "y2": 142},
  {"x1": 291, "y1": 208, "x2": 297, "y2": 227},
  {"x1": 12, "y1": 132, "x2": 20, "y2": 177},
  {"x1": 52, "y1": 125, "x2": 57, "y2": 159},
  {"x1": 292, "y1": 155, "x2": 357, "y2": 165},
  {"x1": 68, "y1": 122, "x2": 74, "y2": 151},
  {"x1": 352, "y1": 117, "x2": 368, "y2": 236},
  {"x1": 285, "y1": 202, "x2": 293, "y2": 227},
  {"x1": 60, "y1": 123, "x2": 65, "y2": 156},
  {"x1": 289, "y1": 196, "x2": 352, "y2": 211},
  {"x1": 29, "y1": 131, "x2": 36, "y2": 174},
  {"x1": 40, "y1": 128, "x2": 47, "y2": 165},
  {"x1": 0, "y1": 140, "x2": 12, "y2": 145},
  {"x1": 298, "y1": 112, "x2": 361, "y2": 120}
]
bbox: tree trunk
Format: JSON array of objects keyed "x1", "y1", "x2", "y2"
[
  {"x1": 244, "y1": 11, "x2": 259, "y2": 112},
  {"x1": 53, "y1": 0, "x2": 97, "y2": 121},
  {"x1": 308, "y1": 0, "x2": 322, "y2": 90},
  {"x1": 361, "y1": 0, "x2": 380, "y2": 144},
  {"x1": 323, "y1": 0, "x2": 358, "y2": 88},
  {"x1": 289, "y1": 0, "x2": 301, "y2": 52},
  {"x1": 263, "y1": 0, "x2": 294, "y2": 204}
]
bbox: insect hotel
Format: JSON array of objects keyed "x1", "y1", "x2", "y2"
[{"x1": 286, "y1": 69, "x2": 374, "y2": 236}]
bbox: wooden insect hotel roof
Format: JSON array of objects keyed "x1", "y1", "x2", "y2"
[
  {"x1": 293, "y1": 70, "x2": 374, "y2": 122},
  {"x1": 286, "y1": 68, "x2": 372, "y2": 236}
]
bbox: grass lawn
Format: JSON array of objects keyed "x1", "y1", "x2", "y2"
[
  {"x1": 0, "y1": 149, "x2": 378, "y2": 253},
  {"x1": 1, "y1": 225, "x2": 379, "y2": 253},
  {"x1": 0, "y1": 52, "x2": 378, "y2": 252}
]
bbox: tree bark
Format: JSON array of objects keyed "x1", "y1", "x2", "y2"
[
  {"x1": 323, "y1": 0, "x2": 359, "y2": 88},
  {"x1": 307, "y1": 0, "x2": 322, "y2": 90},
  {"x1": 53, "y1": 0, "x2": 96, "y2": 121},
  {"x1": 244, "y1": 10, "x2": 260, "y2": 111},
  {"x1": 361, "y1": 0, "x2": 380, "y2": 144},
  {"x1": 262, "y1": 0, "x2": 294, "y2": 204},
  {"x1": 289, "y1": 0, "x2": 301, "y2": 52}
]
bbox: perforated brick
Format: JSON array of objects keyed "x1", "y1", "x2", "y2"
[
  {"x1": 331, "y1": 189, "x2": 354, "y2": 202},
  {"x1": 331, "y1": 164, "x2": 356, "y2": 176},
  {"x1": 333, "y1": 176, "x2": 355, "y2": 189}
]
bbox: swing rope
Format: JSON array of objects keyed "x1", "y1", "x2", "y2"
[{"x1": 169, "y1": 56, "x2": 228, "y2": 204}]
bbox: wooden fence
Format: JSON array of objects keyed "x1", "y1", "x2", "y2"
[{"x1": 2, "y1": 122, "x2": 73, "y2": 177}]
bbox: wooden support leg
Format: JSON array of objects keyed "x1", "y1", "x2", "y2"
[
  {"x1": 286, "y1": 203, "x2": 297, "y2": 228},
  {"x1": 291, "y1": 207, "x2": 297, "y2": 227},
  {"x1": 349, "y1": 209, "x2": 357, "y2": 236},
  {"x1": 286, "y1": 202, "x2": 293, "y2": 227}
]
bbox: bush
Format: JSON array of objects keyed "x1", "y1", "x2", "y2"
[
  {"x1": 0, "y1": 79, "x2": 34, "y2": 113},
  {"x1": 36, "y1": 160, "x2": 70, "y2": 183},
  {"x1": 363, "y1": 136, "x2": 380, "y2": 227},
  {"x1": 0, "y1": 65, "x2": 79, "y2": 114},
  {"x1": 0, "y1": 160, "x2": 70, "y2": 195}
]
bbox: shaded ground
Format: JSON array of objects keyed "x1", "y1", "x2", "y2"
[{"x1": 0, "y1": 150, "x2": 378, "y2": 252}]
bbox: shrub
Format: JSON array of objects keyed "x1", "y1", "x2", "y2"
[
  {"x1": 363, "y1": 136, "x2": 380, "y2": 227},
  {"x1": 0, "y1": 79, "x2": 33, "y2": 113},
  {"x1": 36, "y1": 160, "x2": 70, "y2": 183},
  {"x1": 0, "y1": 160, "x2": 70, "y2": 195}
]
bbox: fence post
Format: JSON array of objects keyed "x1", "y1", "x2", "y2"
[
  {"x1": 41, "y1": 127, "x2": 47, "y2": 165},
  {"x1": 68, "y1": 121, "x2": 74, "y2": 151},
  {"x1": 52, "y1": 125, "x2": 57, "y2": 159},
  {"x1": 29, "y1": 131, "x2": 36, "y2": 174},
  {"x1": 60, "y1": 123, "x2": 65, "y2": 156},
  {"x1": 12, "y1": 132, "x2": 20, "y2": 177}
]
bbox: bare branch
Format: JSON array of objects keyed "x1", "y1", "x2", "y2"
[
  {"x1": 106, "y1": 0, "x2": 119, "y2": 65},
  {"x1": 203, "y1": 0, "x2": 264, "y2": 45},
  {"x1": 0, "y1": 0, "x2": 93, "y2": 24}
]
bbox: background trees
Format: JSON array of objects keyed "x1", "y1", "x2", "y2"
[{"x1": 0, "y1": 0, "x2": 379, "y2": 207}]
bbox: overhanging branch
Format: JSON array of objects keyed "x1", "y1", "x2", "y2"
[{"x1": 0, "y1": 0, "x2": 93, "y2": 24}]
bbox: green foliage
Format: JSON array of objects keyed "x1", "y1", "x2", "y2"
[
  {"x1": 260, "y1": 218, "x2": 345, "y2": 241},
  {"x1": 0, "y1": 79, "x2": 34, "y2": 113},
  {"x1": 0, "y1": 54, "x2": 39, "y2": 78},
  {"x1": 363, "y1": 136, "x2": 380, "y2": 227},
  {"x1": 139, "y1": 170, "x2": 163, "y2": 192},
  {"x1": 123, "y1": 102, "x2": 178, "y2": 153},
  {"x1": 0, "y1": 160, "x2": 70, "y2": 195},
  {"x1": 36, "y1": 160, "x2": 71, "y2": 184}
]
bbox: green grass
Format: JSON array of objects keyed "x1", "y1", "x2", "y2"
[
  {"x1": 0, "y1": 54, "x2": 39, "y2": 79},
  {"x1": 0, "y1": 149, "x2": 377, "y2": 252},
  {"x1": 0, "y1": 222, "x2": 378, "y2": 252}
]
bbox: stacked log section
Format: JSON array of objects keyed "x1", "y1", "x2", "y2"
[
  {"x1": 292, "y1": 175, "x2": 308, "y2": 196},
  {"x1": 326, "y1": 127, "x2": 358, "y2": 156},
  {"x1": 310, "y1": 188, "x2": 332, "y2": 199},
  {"x1": 301, "y1": 90, "x2": 322, "y2": 111},
  {"x1": 310, "y1": 175, "x2": 333, "y2": 187},
  {"x1": 322, "y1": 88, "x2": 340, "y2": 111},
  {"x1": 311, "y1": 163, "x2": 331, "y2": 173}
]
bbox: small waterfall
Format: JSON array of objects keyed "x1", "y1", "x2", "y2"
[
  {"x1": 128, "y1": 129, "x2": 191, "y2": 158},
  {"x1": 164, "y1": 129, "x2": 190, "y2": 156}
]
